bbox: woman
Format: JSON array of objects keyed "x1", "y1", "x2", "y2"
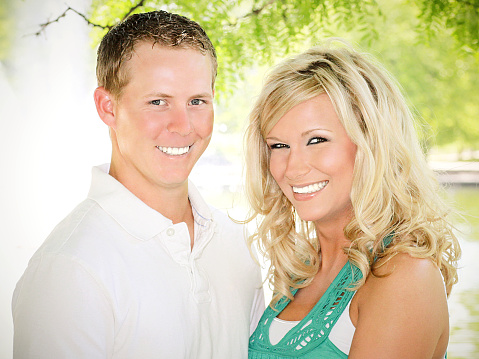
[{"x1": 245, "y1": 41, "x2": 461, "y2": 358}]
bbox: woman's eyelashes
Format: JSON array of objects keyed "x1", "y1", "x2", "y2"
[
  {"x1": 307, "y1": 136, "x2": 327, "y2": 145},
  {"x1": 269, "y1": 142, "x2": 289, "y2": 150},
  {"x1": 268, "y1": 136, "x2": 328, "y2": 150}
]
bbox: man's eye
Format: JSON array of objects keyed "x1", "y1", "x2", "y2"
[
  {"x1": 269, "y1": 143, "x2": 289, "y2": 150},
  {"x1": 151, "y1": 99, "x2": 166, "y2": 106},
  {"x1": 308, "y1": 137, "x2": 327, "y2": 145},
  {"x1": 190, "y1": 99, "x2": 205, "y2": 105}
]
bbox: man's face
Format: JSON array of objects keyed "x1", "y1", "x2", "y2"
[{"x1": 107, "y1": 42, "x2": 214, "y2": 195}]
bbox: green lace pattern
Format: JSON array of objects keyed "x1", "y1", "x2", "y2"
[
  {"x1": 248, "y1": 260, "x2": 362, "y2": 358},
  {"x1": 249, "y1": 235, "x2": 395, "y2": 358}
]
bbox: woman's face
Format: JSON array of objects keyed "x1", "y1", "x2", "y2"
[{"x1": 265, "y1": 93, "x2": 357, "y2": 229}]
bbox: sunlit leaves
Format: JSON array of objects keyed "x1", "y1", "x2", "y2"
[
  {"x1": 82, "y1": 0, "x2": 479, "y2": 149},
  {"x1": 353, "y1": 0, "x2": 479, "y2": 149},
  {"x1": 0, "y1": 0, "x2": 15, "y2": 61},
  {"x1": 416, "y1": 0, "x2": 479, "y2": 53},
  {"x1": 86, "y1": 0, "x2": 381, "y2": 96}
]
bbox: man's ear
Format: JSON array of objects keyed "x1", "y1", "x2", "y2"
[{"x1": 94, "y1": 87, "x2": 117, "y2": 129}]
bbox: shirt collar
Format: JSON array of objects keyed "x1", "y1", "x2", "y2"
[
  {"x1": 188, "y1": 177, "x2": 213, "y2": 227},
  {"x1": 87, "y1": 164, "x2": 214, "y2": 241}
]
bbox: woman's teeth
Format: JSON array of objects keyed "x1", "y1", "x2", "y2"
[
  {"x1": 292, "y1": 181, "x2": 328, "y2": 194},
  {"x1": 156, "y1": 146, "x2": 190, "y2": 156}
]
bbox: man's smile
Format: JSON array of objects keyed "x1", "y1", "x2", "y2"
[{"x1": 156, "y1": 145, "x2": 191, "y2": 156}]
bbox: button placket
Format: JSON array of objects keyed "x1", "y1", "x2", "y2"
[
  {"x1": 159, "y1": 224, "x2": 190, "y2": 266},
  {"x1": 189, "y1": 258, "x2": 211, "y2": 303}
]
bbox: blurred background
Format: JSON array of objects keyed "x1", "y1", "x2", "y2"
[{"x1": 1, "y1": 0, "x2": 478, "y2": 358}]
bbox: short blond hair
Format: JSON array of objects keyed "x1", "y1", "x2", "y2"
[{"x1": 96, "y1": 10, "x2": 217, "y2": 99}]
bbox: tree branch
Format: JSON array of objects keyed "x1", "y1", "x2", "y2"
[
  {"x1": 225, "y1": 0, "x2": 278, "y2": 28},
  {"x1": 122, "y1": 0, "x2": 146, "y2": 19},
  {"x1": 33, "y1": 6, "x2": 109, "y2": 36},
  {"x1": 33, "y1": 0, "x2": 147, "y2": 36},
  {"x1": 243, "y1": 0, "x2": 278, "y2": 19}
]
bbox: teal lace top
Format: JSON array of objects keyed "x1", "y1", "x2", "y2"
[
  {"x1": 248, "y1": 260, "x2": 362, "y2": 358},
  {"x1": 249, "y1": 235, "x2": 396, "y2": 359}
]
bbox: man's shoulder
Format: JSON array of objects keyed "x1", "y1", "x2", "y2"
[
  {"x1": 208, "y1": 205, "x2": 245, "y2": 231},
  {"x1": 36, "y1": 198, "x2": 114, "y2": 258}
]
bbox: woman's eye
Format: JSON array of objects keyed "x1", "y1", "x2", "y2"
[
  {"x1": 190, "y1": 99, "x2": 205, "y2": 106},
  {"x1": 308, "y1": 137, "x2": 327, "y2": 145},
  {"x1": 151, "y1": 99, "x2": 166, "y2": 106},
  {"x1": 269, "y1": 143, "x2": 289, "y2": 150}
]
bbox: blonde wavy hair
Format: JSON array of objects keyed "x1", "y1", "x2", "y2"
[{"x1": 244, "y1": 40, "x2": 461, "y2": 307}]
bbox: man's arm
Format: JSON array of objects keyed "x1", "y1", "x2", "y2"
[
  {"x1": 248, "y1": 239, "x2": 266, "y2": 335},
  {"x1": 13, "y1": 253, "x2": 115, "y2": 358},
  {"x1": 249, "y1": 283, "x2": 265, "y2": 335}
]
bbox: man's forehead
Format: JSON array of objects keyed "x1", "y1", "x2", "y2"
[
  {"x1": 116, "y1": 41, "x2": 215, "y2": 98},
  {"x1": 131, "y1": 40, "x2": 207, "y2": 59},
  {"x1": 126, "y1": 42, "x2": 213, "y2": 74}
]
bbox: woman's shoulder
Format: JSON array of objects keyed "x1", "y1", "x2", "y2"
[
  {"x1": 374, "y1": 252, "x2": 441, "y2": 277},
  {"x1": 349, "y1": 253, "x2": 448, "y2": 358},
  {"x1": 357, "y1": 253, "x2": 446, "y2": 307},
  {"x1": 377, "y1": 252, "x2": 442, "y2": 283}
]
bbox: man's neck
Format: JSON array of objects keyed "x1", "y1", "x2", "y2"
[
  {"x1": 109, "y1": 162, "x2": 192, "y2": 225},
  {"x1": 110, "y1": 165, "x2": 196, "y2": 248}
]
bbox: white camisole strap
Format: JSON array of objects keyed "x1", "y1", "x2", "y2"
[{"x1": 269, "y1": 300, "x2": 356, "y2": 353}]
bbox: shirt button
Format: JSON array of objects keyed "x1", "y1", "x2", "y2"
[{"x1": 166, "y1": 228, "x2": 175, "y2": 236}]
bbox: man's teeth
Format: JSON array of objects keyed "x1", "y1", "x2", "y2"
[
  {"x1": 156, "y1": 146, "x2": 190, "y2": 156},
  {"x1": 292, "y1": 181, "x2": 328, "y2": 194}
]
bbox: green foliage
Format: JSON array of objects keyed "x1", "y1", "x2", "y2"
[
  {"x1": 416, "y1": 0, "x2": 479, "y2": 53},
  {"x1": 0, "y1": 0, "x2": 15, "y2": 61},
  {"x1": 87, "y1": 0, "x2": 381, "y2": 96},
  {"x1": 83, "y1": 0, "x2": 479, "y2": 149},
  {"x1": 358, "y1": 0, "x2": 479, "y2": 149}
]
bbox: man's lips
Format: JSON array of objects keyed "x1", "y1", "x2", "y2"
[{"x1": 155, "y1": 145, "x2": 191, "y2": 156}]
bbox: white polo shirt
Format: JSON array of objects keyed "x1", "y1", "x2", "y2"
[{"x1": 13, "y1": 164, "x2": 264, "y2": 359}]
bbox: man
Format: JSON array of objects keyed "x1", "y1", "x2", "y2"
[{"x1": 12, "y1": 10, "x2": 264, "y2": 358}]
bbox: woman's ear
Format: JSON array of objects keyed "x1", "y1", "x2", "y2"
[{"x1": 94, "y1": 87, "x2": 117, "y2": 129}]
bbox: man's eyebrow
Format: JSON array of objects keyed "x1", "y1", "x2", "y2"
[
  {"x1": 191, "y1": 93, "x2": 213, "y2": 98},
  {"x1": 143, "y1": 92, "x2": 173, "y2": 99},
  {"x1": 142, "y1": 92, "x2": 213, "y2": 99}
]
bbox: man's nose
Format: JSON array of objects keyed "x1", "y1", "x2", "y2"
[{"x1": 167, "y1": 107, "x2": 193, "y2": 136}]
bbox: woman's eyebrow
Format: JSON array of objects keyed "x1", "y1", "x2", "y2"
[{"x1": 301, "y1": 128, "x2": 332, "y2": 136}]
